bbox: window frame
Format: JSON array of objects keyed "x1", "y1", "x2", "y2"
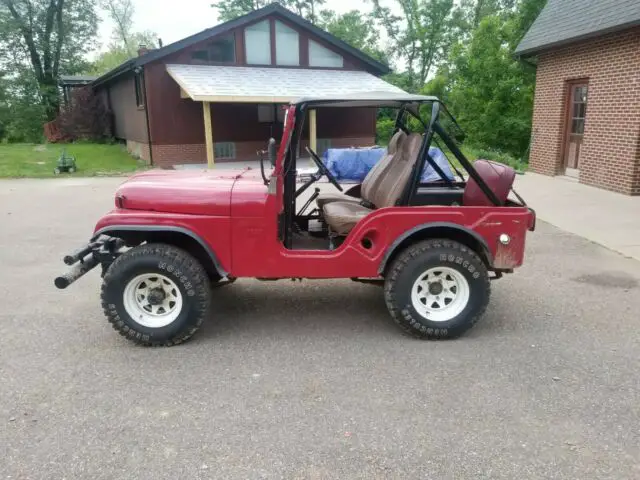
[
  {"x1": 214, "y1": 142, "x2": 236, "y2": 159},
  {"x1": 244, "y1": 19, "x2": 272, "y2": 65},
  {"x1": 274, "y1": 20, "x2": 300, "y2": 66},
  {"x1": 134, "y1": 71, "x2": 145, "y2": 108},
  {"x1": 308, "y1": 39, "x2": 344, "y2": 68},
  {"x1": 190, "y1": 34, "x2": 236, "y2": 64}
]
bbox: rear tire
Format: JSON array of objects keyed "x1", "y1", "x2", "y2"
[
  {"x1": 384, "y1": 239, "x2": 490, "y2": 339},
  {"x1": 101, "y1": 243, "x2": 211, "y2": 346}
]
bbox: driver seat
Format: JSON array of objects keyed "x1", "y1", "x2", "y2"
[
  {"x1": 315, "y1": 130, "x2": 407, "y2": 209},
  {"x1": 322, "y1": 133, "x2": 422, "y2": 235}
]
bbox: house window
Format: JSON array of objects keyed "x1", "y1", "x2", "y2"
[
  {"x1": 258, "y1": 104, "x2": 287, "y2": 123},
  {"x1": 275, "y1": 21, "x2": 299, "y2": 66},
  {"x1": 191, "y1": 35, "x2": 236, "y2": 63},
  {"x1": 309, "y1": 40, "x2": 343, "y2": 68},
  {"x1": 258, "y1": 104, "x2": 275, "y2": 123},
  {"x1": 134, "y1": 72, "x2": 145, "y2": 107},
  {"x1": 245, "y1": 20, "x2": 271, "y2": 65},
  {"x1": 215, "y1": 142, "x2": 236, "y2": 159}
]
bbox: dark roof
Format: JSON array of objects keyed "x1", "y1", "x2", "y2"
[
  {"x1": 92, "y1": 3, "x2": 390, "y2": 87},
  {"x1": 515, "y1": 0, "x2": 640, "y2": 57},
  {"x1": 59, "y1": 75, "x2": 97, "y2": 86}
]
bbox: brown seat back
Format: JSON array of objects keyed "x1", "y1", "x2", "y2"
[
  {"x1": 367, "y1": 133, "x2": 422, "y2": 208},
  {"x1": 360, "y1": 130, "x2": 406, "y2": 201}
]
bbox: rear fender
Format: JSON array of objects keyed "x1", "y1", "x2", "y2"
[{"x1": 378, "y1": 222, "x2": 493, "y2": 275}]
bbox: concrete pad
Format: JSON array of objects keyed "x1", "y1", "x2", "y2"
[{"x1": 515, "y1": 173, "x2": 640, "y2": 261}]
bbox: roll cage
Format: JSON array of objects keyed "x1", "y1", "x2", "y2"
[{"x1": 279, "y1": 95, "x2": 518, "y2": 248}]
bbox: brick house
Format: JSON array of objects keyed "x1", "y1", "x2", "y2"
[
  {"x1": 91, "y1": 3, "x2": 402, "y2": 168},
  {"x1": 515, "y1": 0, "x2": 640, "y2": 195}
]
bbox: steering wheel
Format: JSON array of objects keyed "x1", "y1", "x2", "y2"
[{"x1": 305, "y1": 146, "x2": 343, "y2": 192}]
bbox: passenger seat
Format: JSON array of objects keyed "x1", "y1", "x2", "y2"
[{"x1": 322, "y1": 133, "x2": 422, "y2": 235}]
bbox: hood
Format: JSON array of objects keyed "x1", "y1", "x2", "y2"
[{"x1": 115, "y1": 168, "x2": 256, "y2": 216}]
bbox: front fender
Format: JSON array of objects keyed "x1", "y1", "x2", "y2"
[{"x1": 93, "y1": 210, "x2": 230, "y2": 277}]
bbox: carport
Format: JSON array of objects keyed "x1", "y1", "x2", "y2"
[{"x1": 166, "y1": 64, "x2": 405, "y2": 166}]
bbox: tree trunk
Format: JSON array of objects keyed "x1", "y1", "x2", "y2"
[{"x1": 39, "y1": 76, "x2": 60, "y2": 121}]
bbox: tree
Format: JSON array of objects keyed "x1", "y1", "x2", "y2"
[
  {"x1": 371, "y1": 0, "x2": 457, "y2": 92},
  {"x1": 212, "y1": 0, "x2": 325, "y2": 23},
  {"x1": 317, "y1": 10, "x2": 387, "y2": 64},
  {"x1": 87, "y1": 0, "x2": 157, "y2": 75},
  {"x1": 102, "y1": 0, "x2": 135, "y2": 53},
  {"x1": 444, "y1": 15, "x2": 535, "y2": 157},
  {"x1": 0, "y1": 0, "x2": 98, "y2": 120}
]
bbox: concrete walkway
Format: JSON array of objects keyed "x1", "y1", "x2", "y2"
[{"x1": 514, "y1": 173, "x2": 640, "y2": 261}]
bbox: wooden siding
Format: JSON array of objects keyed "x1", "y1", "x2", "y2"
[
  {"x1": 102, "y1": 12, "x2": 382, "y2": 160},
  {"x1": 107, "y1": 73, "x2": 148, "y2": 143}
]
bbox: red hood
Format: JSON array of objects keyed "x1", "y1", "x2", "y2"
[{"x1": 115, "y1": 167, "x2": 260, "y2": 216}]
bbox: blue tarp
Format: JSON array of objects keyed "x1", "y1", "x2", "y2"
[
  {"x1": 323, "y1": 147, "x2": 386, "y2": 182},
  {"x1": 322, "y1": 146, "x2": 455, "y2": 183},
  {"x1": 422, "y1": 147, "x2": 455, "y2": 182}
]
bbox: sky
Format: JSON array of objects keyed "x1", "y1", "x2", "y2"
[{"x1": 97, "y1": 0, "x2": 377, "y2": 52}]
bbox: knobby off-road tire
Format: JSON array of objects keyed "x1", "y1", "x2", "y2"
[
  {"x1": 101, "y1": 243, "x2": 211, "y2": 346},
  {"x1": 384, "y1": 239, "x2": 490, "y2": 339}
]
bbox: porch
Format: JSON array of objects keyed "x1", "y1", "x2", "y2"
[{"x1": 163, "y1": 64, "x2": 404, "y2": 167}]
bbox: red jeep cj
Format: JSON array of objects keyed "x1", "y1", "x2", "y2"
[{"x1": 55, "y1": 94, "x2": 535, "y2": 346}]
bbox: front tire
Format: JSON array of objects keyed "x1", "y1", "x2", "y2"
[
  {"x1": 101, "y1": 243, "x2": 211, "y2": 346},
  {"x1": 384, "y1": 239, "x2": 490, "y2": 339}
]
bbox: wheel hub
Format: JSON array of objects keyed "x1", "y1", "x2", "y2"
[
  {"x1": 122, "y1": 274, "x2": 183, "y2": 328},
  {"x1": 147, "y1": 288, "x2": 166, "y2": 305},
  {"x1": 428, "y1": 281, "x2": 444, "y2": 295},
  {"x1": 410, "y1": 267, "x2": 470, "y2": 322}
]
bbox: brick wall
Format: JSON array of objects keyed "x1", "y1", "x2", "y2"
[
  {"x1": 530, "y1": 27, "x2": 640, "y2": 195},
  {"x1": 151, "y1": 136, "x2": 376, "y2": 168}
]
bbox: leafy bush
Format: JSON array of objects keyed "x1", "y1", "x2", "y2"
[
  {"x1": 376, "y1": 118, "x2": 395, "y2": 146},
  {"x1": 470, "y1": 147, "x2": 528, "y2": 172}
]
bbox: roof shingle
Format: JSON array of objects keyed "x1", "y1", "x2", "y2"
[
  {"x1": 166, "y1": 64, "x2": 405, "y2": 102},
  {"x1": 515, "y1": 0, "x2": 640, "y2": 56}
]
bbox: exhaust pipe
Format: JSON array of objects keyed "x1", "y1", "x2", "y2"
[{"x1": 55, "y1": 253, "x2": 99, "y2": 289}]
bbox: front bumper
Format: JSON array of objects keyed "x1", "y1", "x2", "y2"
[{"x1": 54, "y1": 236, "x2": 123, "y2": 289}]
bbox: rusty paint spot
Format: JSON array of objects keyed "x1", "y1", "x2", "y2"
[{"x1": 493, "y1": 244, "x2": 518, "y2": 269}]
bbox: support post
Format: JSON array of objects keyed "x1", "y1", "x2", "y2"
[
  {"x1": 203, "y1": 101, "x2": 214, "y2": 168},
  {"x1": 309, "y1": 108, "x2": 317, "y2": 153}
]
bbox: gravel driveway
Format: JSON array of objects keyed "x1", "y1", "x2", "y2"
[{"x1": 1, "y1": 178, "x2": 639, "y2": 479}]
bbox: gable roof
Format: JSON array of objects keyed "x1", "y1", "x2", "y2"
[
  {"x1": 515, "y1": 0, "x2": 640, "y2": 57},
  {"x1": 93, "y1": 3, "x2": 389, "y2": 87}
]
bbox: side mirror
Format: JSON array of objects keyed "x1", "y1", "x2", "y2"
[{"x1": 268, "y1": 138, "x2": 276, "y2": 167}]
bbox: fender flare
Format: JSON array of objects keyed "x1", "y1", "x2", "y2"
[
  {"x1": 93, "y1": 225, "x2": 227, "y2": 277},
  {"x1": 378, "y1": 222, "x2": 493, "y2": 275}
]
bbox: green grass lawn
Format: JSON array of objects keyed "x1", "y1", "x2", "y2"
[{"x1": 0, "y1": 143, "x2": 146, "y2": 178}]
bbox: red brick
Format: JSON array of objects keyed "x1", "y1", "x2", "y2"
[{"x1": 529, "y1": 27, "x2": 640, "y2": 195}]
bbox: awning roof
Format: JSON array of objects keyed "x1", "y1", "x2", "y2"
[{"x1": 166, "y1": 64, "x2": 406, "y2": 103}]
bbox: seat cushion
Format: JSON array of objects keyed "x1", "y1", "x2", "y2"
[
  {"x1": 323, "y1": 201, "x2": 373, "y2": 235},
  {"x1": 316, "y1": 192, "x2": 360, "y2": 209}
]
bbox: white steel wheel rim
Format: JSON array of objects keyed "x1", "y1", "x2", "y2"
[
  {"x1": 411, "y1": 266, "x2": 470, "y2": 322},
  {"x1": 123, "y1": 273, "x2": 183, "y2": 328}
]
